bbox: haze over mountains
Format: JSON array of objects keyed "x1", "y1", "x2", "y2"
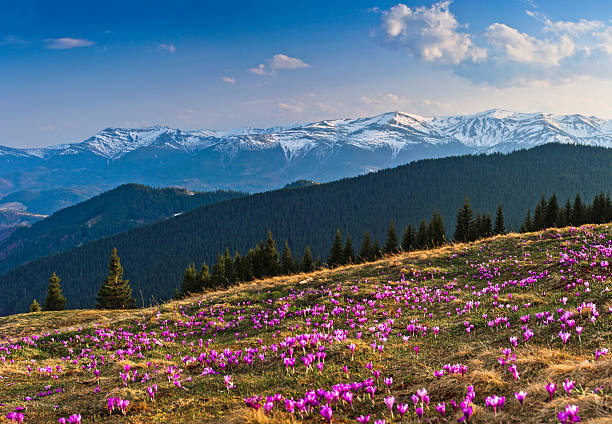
[{"x1": 2, "y1": 109, "x2": 612, "y2": 205}]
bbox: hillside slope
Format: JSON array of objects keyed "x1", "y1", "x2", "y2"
[
  {"x1": 0, "y1": 184, "x2": 245, "y2": 275},
  {"x1": 0, "y1": 224, "x2": 610, "y2": 423},
  {"x1": 0, "y1": 144, "x2": 611, "y2": 315}
]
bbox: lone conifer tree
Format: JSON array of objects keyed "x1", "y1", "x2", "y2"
[
  {"x1": 44, "y1": 272, "x2": 66, "y2": 311},
  {"x1": 224, "y1": 248, "x2": 235, "y2": 286},
  {"x1": 343, "y1": 235, "x2": 355, "y2": 264},
  {"x1": 494, "y1": 204, "x2": 505, "y2": 235},
  {"x1": 262, "y1": 231, "x2": 280, "y2": 276},
  {"x1": 358, "y1": 231, "x2": 372, "y2": 262},
  {"x1": 383, "y1": 220, "x2": 399, "y2": 255},
  {"x1": 180, "y1": 263, "x2": 198, "y2": 297},
  {"x1": 545, "y1": 193, "x2": 559, "y2": 228},
  {"x1": 571, "y1": 194, "x2": 584, "y2": 226},
  {"x1": 428, "y1": 211, "x2": 446, "y2": 246},
  {"x1": 520, "y1": 209, "x2": 533, "y2": 233},
  {"x1": 371, "y1": 238, "x2": 382, "y2": 260},
  {"x1": 30, "y1": 299, "x2": 41, "y2": 313},
  {"x1": 197, "y1": 261, "x2": 211, "y2": 290},
  {"x1": 416, "y1": 219, "x2": 428, "y2": 249},
  {"x1": 210, "y1": 253, "x2": 227, "y2": 287},
  {"x1": 96, "y1": 248, "x2": 135, "y2": 309},
  {"x1": 401, "y1": 225, "x2": 415, "y2": 251},
  {"x1": 328, "y1": 229, "x2": 344, "y2": 267},
  {"x1": 454, "y1": 198, "x2": 474, "y2": 242},
  {"x1": 281, "y1": 241, "x2": 296, "y2": 275},
  {"x1": 301, "y1": 246, "x2": 315, "y2": 272}
]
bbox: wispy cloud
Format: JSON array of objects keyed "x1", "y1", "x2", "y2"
[
  {"x1": 222, "y1": 76, "x2": 236, "y2": 84},
  {"x1": 158, "y1": 43, "x2": 176, "y2": 53},
  {"x1": 249, "y1": 54, "x2": 310, "y2": 75},
  {"x1": 44, "y1": 37, "x2": 94, "y2": 50},
  {"x1": 0, "y1": 35, "x2": 26, "y2": 46},
  {"x1": 277, "y1": 102, "x2": 304, "y2": 113}
]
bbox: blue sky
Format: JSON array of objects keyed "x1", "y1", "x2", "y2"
[{"x1": 3, "y1": 0, "x2": 612, "y2": 147}]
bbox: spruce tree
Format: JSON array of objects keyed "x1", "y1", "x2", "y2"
[
  {"x1": 562, "y1": 199, "x2": 572, "y2": 226},
  {"x1": 520, "y1": 209, "x2": 533, "y2": 233},
  {"x1": 358, "y1": 231, "x2": 372, "y2": 262},
  {"x1": 480, "y1": 213, "x2": 493, "y2": 238},
  {"x1": 197, "y1": 261, "x2": 211, "y2": 290},
  {"x1": 494, "y1": 204, "x2": 505, "y2": 235},
  {"x1": 44, "y1": 272, "x2": 67, "y2": 311},
  {"x1": 401, "y1": 225, "x2": 415, "y2": 251},
  {"x1": 328, "y1": 229, "x2": 344, "y2": 267},
  {"x1": 251, "y1": 242, "x2": 266, "y2": 279},
  {"x1": 210, "y1": 253, "x2": 226, "y2": 287},
  {"x1": 240, "y1": 251, "x2": 255, "y2": 282},
  {"x1": 472, "y1": 213, "x2": 482, "y2": 241},
  {"x1": 383, "y1": 220, "x2": 399, "y2": 255},
  {"x1": 301, "y1": 246, "x2": 315, "y2": 272},
  {"x1": 428, "y1": 211, "x2": 446, "y2": 246},
  {"x1": 262, "y1": 231, "x2": 280, "y2": 277},
  {"x1": 30, "y1": 299, "x2": 41, "y2": 313},
  {"x1": 343, "y1": 235, "x2": 355, "y2": 264},
  {"x1": 96, "y1": 248, "x2": 135, "y2": 309},
  {"x1": 180, "y1": 263, "x2": 198, "y2": 297},
  {"x1": 571, "y1": 194, "x2": 584, "y2": 226},
  {"x1": 233, "y1": 252, "x2": 248, "y2": 283},
  {"x1": 533, "y1": 195, "x2": 547, "y2": 230},
  {"x1": 281, "y1": 241, "x2": 296, "y2": 275},
  {"x1": 371, "y1": 238, "x2": 382, "y2": 260},
  {"x1": 415, "y1": 219, "x2": 428, "y2": 249},
  {"x1": 454, "y1": 198, "x2": 473, "y2": 242},
  {"x1": 224, "y1": 248, "x2": 235, "y2": 286},
  {"x1": 545, "y1": 193, "x2": 559, "y2": 228}
]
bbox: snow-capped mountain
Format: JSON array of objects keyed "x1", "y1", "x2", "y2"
[{"x1": 1, "y1": 109, "x2": 611, "y2": 211}]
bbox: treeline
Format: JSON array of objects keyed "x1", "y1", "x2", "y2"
[
  {"x1": 520, "y1": 192, "x2": 612, "y2": 232},
  {"x1": 177, "y1": 210, "x2": 446, "y2": 297},
  {"x1": 2, "y1": 144, "x2": 612, "y2": 315}
]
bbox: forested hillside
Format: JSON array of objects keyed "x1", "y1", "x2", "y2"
[
  {"x1": 0, "y1": 144, "x2": 611, "y2": 315},
  {"x1": 0, "y1": 184, "x2": 245, "y2": 275}
]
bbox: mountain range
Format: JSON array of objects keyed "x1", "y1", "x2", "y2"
[{"x1": 2, "y1": 109, "x2": 612, "y2": 204}]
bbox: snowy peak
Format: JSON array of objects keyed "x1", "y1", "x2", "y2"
[{"x1": 2, "y1": 110, "x2": 612, "y2": 162}]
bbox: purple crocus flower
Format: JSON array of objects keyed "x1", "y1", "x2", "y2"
[
  {"x1": 563, "y1": 379, "x2": 575, "y2": 394},
  {"x1": 515, "y1": 391, "x2": 527, "y2": 408},
  {"x1": 558, "y1": 404, "x2": 581, "y2": 423},
  {"x1": 356, "y1": 415, "x2": 370, "y2": 423},
  {"x1": 435, "y1": 402, "x2": 446, "y2": 416},
  {"x1": 320, "y1": 405, "x2": 333, "y2": 422},
  {"x1": 546, "y1": 382, "x2": 557, "y2": 401},
  {"x1": 397, "y1": 403, "x2": 409, "y2": 417}
]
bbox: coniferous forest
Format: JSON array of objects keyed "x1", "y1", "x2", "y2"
[{"x1": 0, "y1": 143, "x2": 611, "y2": 315}]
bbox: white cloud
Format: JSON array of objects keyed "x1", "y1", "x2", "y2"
[
  {"x1": 377, "y1": 2, "x2": 612, "y2": 86},
  {"x1": 485, "y1": 23, "x2": 575, "y2": 66},
  {"x1": 222, "y1": 76, "x2": 236, "y2": 84},
  {"x1": 44, "y1": 37, "x2": 94, "y2": 50},
  {"x1": 378, "y1": 1, "x2": 486, "y2": 64},
  {"x1": 158, "y1": 43, "x2": 176, "y2": 53},
  {"x1": 249, "y1": 54, "x2": 310, "y2": 75}
]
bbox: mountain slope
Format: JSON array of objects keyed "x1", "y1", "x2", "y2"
[
  {"x1": 0, "y1": 224, "x2": 610, "y2": 423},
  {"x1": 2, "y1": 109, "x2": 612, "y2": 197},
  {"x1": 0, "y1": 184, "x2": 245, "y2": 275},
  {"x1": 0, "y1": 143, "x2": 610, "y2": 315}
]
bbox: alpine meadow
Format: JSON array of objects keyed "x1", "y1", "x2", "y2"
[{"x1": 1, "y1": 1, "x2": 611, "y2": 423}]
